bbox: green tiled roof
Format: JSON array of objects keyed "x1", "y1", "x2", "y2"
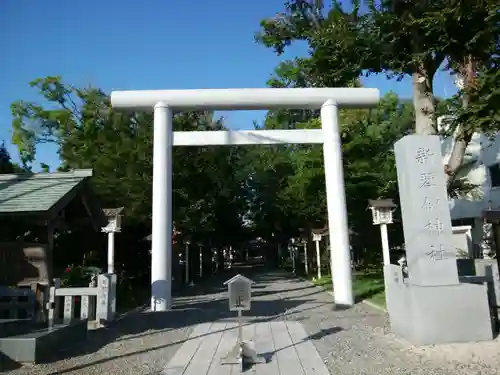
[{"x1": 0, "y1": 169, "x2": 93, "y2": 214}]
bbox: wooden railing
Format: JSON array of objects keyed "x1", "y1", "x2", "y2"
[
  {"x1": 0, "y1": 273, "x2": 117, "y2": 330},
  {"x1": 48, "y1": 273, "x2": 117, "y2": 329}
]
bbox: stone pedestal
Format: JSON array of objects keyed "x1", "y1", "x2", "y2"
[{"x1": 385, "y1": 265, "x2": 494, "y2": 345}]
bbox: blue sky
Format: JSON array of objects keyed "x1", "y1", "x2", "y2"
[{"x1": 0, "y1": 0, "x2": 458, "y2": 171}]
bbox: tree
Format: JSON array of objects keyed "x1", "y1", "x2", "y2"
[
  {"x1": 242, "y1": 90, "x2": 412, "y2": 267},
  {"x1": 0, "y1": 142, "x2": 15, "y2": 174},
  {"x1": 256, "y1": 0, "x2": 500, "y2": 189},
  {"x1": 242, "y1": 143, "x2": 297, "y2": 242},
  {"x1": 10, "y1": 76, "x2": 248, "y2": 281},
  {"x1": 0, "y1": 142, "x2": 25, "y2": 174},
  {"x1": 444, "y1": 54, "x2": 500, "y2": 187}
]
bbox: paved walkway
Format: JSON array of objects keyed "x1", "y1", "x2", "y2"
[
  {"x1": 161, "y1": 321, "x2": 330, "y2": 375},
  {"x1": 4, "y1": 265, "x2": 500, "y2": 374}
]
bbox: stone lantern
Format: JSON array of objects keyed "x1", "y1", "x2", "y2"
[
  {"x1": 101, "y1": 207, "x2": 124, "y2": 274},
  {"x1": 368, "y1": 199, "x2": 397, "y2": 225},
  {"x1": 311, "y1": 225, "x2": 329, "y2": 280},
  {"x1": 367, "y1": 199, "x2": 397, "y2": 266}
]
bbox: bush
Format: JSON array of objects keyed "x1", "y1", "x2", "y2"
[{"x1": 60, "y1": 265, "x2": 102, "y2": 287}]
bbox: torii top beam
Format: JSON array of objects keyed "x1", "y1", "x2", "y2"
[{"x1": 110, "y1": 87, "x2": 379, "y2": 111}]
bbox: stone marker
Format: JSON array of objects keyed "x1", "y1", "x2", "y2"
[
  {"x1": 385, "y1": 134, "x2": 495, "y2": 345},
  {"x1": 394, "y1": 135, "x2": 459, "y2": 286}
]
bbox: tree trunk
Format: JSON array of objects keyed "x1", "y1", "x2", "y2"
[
  {"x1": 412, "y1": 66, "x2": 436, "y2": 135},
  {"x1": 444, "y1": 129, "x2": 472, "y2": 189},
  {"x1": 445, "y1": 56, "x2": 476, "y2": 189}
]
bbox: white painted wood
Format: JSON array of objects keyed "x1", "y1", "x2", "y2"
[
  {"x1": 271, "y1": 321, "x2": 304, "y2": 375},
  {"x1": 48, "y1": 276, "x2": 118, "y2": 327},
  {"x1": 97, "y1": 274, "x2": 111, "y2": 322},
  {"x1": 80, "y1": 295, "x2": 90, "y2": 319},
  {"x1": 286, "y1": 321, "x2": 331, "y2": 375},
  {"x1": 52, "y1": 279, "x2": 61, "y2": 325},
  {"x1": 48, "y1": 286, "x2": 56, "y2": 326},
  {"x1": 173, "y1": 129, "x2": 324, "y2": 147},
  {"x1": 254, "y1": 322, "x2": 280, "y2": 375},
  {"x1": 55, "y1": 287, "x2": 98, "y2": 296},
  {"x1": 207, "y1": 322, "x2": 238, "y2": 375},
  {"x1": 111, "y1": 87, "x2": 379, "y2": 111},
  {"x1": 63, "y1": 296, "x2": 74, "y2": 324},
  {"x1": 112, "y1": 85, "x2": 378, "y2": 313},
  {"x1": 304, "y1": 244, "x2": 309, "y2": 275},
  {"x1": 89, "y1": 295, "x2": 96, "y2": 321},
  {"x1": 322, "y1": 100, "x2": 354, "y2": 305},
  {"x1": 242, "y1": 321, "x2": 255, "y2": 343},
  {"x1": 162, "y1": 322, "x2": 213, "y2": 375},
  {"x1": 150, "y1": 103, "x2": 173, "y2": 311},
  {"x1": 106, "y1": 273, "x2": 117, "y2": 320},
  {"x1": 184, "y1": 323, "x2": 227, "y2": 375}
]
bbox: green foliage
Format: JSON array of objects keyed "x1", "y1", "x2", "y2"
[
  {"x1": 10, "y1": 76, "x2": 248, "y2": 280},
  {"x1": 0, "y1": 142, "x2": 15, "y2": 174},
  {"x1": 443, "y1": 59, "x2": 500, "y2": 138},
  {"x1": 311, "y1": 270, "x2": 385, "y2": 304},
  {"x1": 257, "y1": 0, "x2": 497, "y2": 85},
  {"x1": 253, "y1": 0, "x2": 499, "y2": 255},
  {"x1": 60, "y1": 265, "x2": 101, "y2": 287},
  {"x1": 0, "y1": 142, "x2": 25, "y2": 174},
  {"x1": 9, "y1": 0, "x2": 498, "y2": 280},
  {"x1": 243, "y1": 91, "x2": 411, "y2": 260},
  {"x1": 257, "y1": 0, "x2": 500, "y2": 157}
]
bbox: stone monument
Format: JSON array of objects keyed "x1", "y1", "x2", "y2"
[{"x1": 386, "y1": 134, "x2": 495, "y2": 345}]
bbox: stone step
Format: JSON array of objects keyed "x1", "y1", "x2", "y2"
[
  {"x1": 0, "y1": 319, "x2": 88, "y2": 363},
  {"x1": 0, "y1": 319, "x2": 40, "y2": 338}
]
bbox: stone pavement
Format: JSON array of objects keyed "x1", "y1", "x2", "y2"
[{"x1": 3, "y1": 265, "x2": 500, "y2": 375}]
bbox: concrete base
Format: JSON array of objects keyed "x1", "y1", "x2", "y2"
[
  {"x1": 457, "y1": 259, "x2": 500, "y2": 307},
  {"x1": 385, "y1": 265, "x2": 495, "y2": 345},
  {"x1": 0, "y1": 319, "x2": 87, "y2": 363},
  {"x1": 0, "y1": 319, "x2": 40, "y2": 338}
]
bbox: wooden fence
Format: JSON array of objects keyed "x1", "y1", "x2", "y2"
[
  {"x1": 48, "y1": 273, "x2": 116, "y2": 328},
  {"x1": 0, "y1": 273, "x2": 117, "y2": 330}
]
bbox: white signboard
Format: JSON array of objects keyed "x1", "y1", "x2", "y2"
[
  {"x1": 224, "y1": 274, "x2": 253, "y2": 311},
  {"x1": 312, "y1": 233, "x2": 322, "y2": 242}
]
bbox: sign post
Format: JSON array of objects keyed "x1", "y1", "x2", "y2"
[
  {"x1": 313, "y1": 233, "x2": 322, "y2": 279},
  {"x1": 221, "y1": 274, "x2": 263, "y2": 372}
]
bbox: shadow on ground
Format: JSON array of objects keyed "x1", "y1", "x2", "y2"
[
  {"x1": 9, "y1": 263, "x2": 350, "y2": 374},
  {"x1": 0, "y1": 351, "x2": 22, "y2": 372},
  {"x1": 258, "y1": 325, "x2": 343, "y2": 365}
]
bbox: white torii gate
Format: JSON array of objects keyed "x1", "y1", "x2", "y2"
[{"x1": 111, "y1": 87, "x2": 379, "y2": 311}]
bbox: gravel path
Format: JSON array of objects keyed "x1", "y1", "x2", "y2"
[
  {"x1": 3, "y1": 265, "x2": 500, "y2": 374},
  {"x1": 272, "y1": 275, "x2": 500, "y2": 375}
]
